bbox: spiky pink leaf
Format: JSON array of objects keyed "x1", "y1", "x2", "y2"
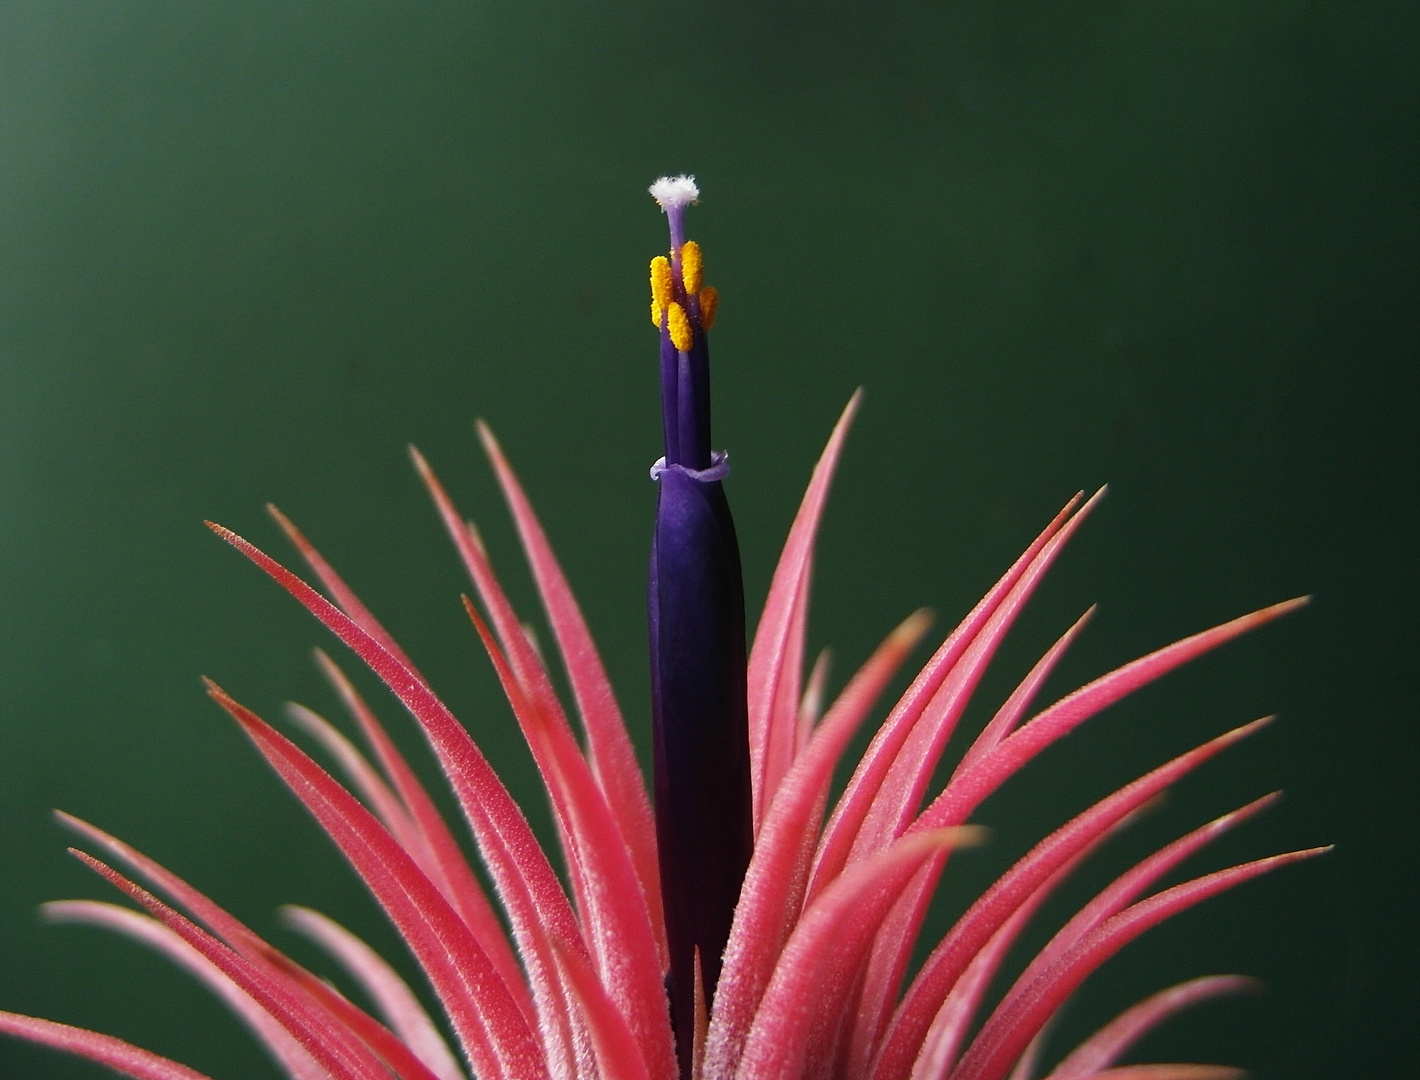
[
  {"x1": 704, "y1": 611, "x2": 934, "y2": 1080},
  {"x1": 950, "y1": 847, "x2": 1329, "y2": 1080},
  {"x1": 951, "y1": 607, "x2": 1096, "y2": 781},
  {"x1": 44, "y1": 900, "x2": 329, "y2": 1080},
  {"x1": 464, "y1": 599, "x2": 676, "y2": 1080},
  {"x1": 901, "y1": 840, "x2": 1105, "y2": 1080},
  {"x1": 414, "y1": 450, "x2": 662, "y2": 1022},
  {"x1": 0, "y1": 1011, "x2": 219, "y2": 1080},
  {"x1": 70, "y1": 851, "x2": 402, "y2": 1080},
  {"x1": 1046, "y1": 976, "x2": 1259, "y2": 1080},
  {"x1": 282, "y1": 905, "x2": 468, "y2": 1080},
  {"x1": 477, "y1": 419, "x2": 665, "y2": 958},
  {"x1": 285, "y1": 702, "x2": 423, "y2": 853},
  {"x1": 550, "y1": 937, "x2": 654, "y2": 1080},
  {"x1": 207, "y1": 522, "x2": 584, "y2": 1080},
  {"x1": 1005, "y1": 1028, "x2": 1049, "y2": 1080},
  {"x1": 206, "y1": 683, "x2": 549, "y2": 1080},
  {"x1": 834, "y1": 504, "x2": 1103, "y2": 1074},
  {"x1": 846, "y1": 490, "x2": 1104, "y2": 873},
  {"x1": 808, "y1": 491, "x2": 1086, "y2": 903},
  {"x1": 726, "y1": 828, "x2": 984, "y2": 1080},
  {"x1": 920, "y1": 599, "x2": 1309, "y2": 833},
  {"x1": 51, "y1": 819, "x2": 447, "y2": 1080},
  {"x1": 408, "y1": 447, "x2": 580, "y2": 761},
  {"x1": 310, "y1": 650, "x2": 532, "y2": 1023},
  {"x1": 797, "y1": 647, "x2": 832, "y2": 752},
  {"x1": 268, "y1": 504, "x2": 421, "y2": 674},
  {"x1": 747, "y1": 390, "x2": 861, "y2": 828},
  {"x1": 872, "y1": 719, "x2": 1271, "y2": 1080},
  {"x1": 1011, "y1": 797, "x2": 1281, "y2": 1004},
  {"x1": 274, "y1": 500, "x2": 542, "y2": 1028}
]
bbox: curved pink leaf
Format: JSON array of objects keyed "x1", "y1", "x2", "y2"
[
  {"x1": 728, "y1": 828, "x2": 985, "y2": 1080},
  {"x1": 0, "y1": 1011, "x2": 218, "y2": 1080},
  {"x1": 872, "y1": 719, "x2": 1271, "y2": 1080},
  {"x1": 747, "y1": 390, "x2": 861, "y2": 828},
  {"x1": 919, "y1": 599, "x2": 1309, "y2": 833},
  {"x1": 414, "y1": 450, "x2": 664, "y2": 1031},
  {"x1": 550, "y1": 937, "x2": 654, "y2": 1080},
  {"x1": 51, "y1": 817, "x2": 447, "y2": 1080},
  {"x1": 478, "y1": 419, "x2": 665, "y2": 959},
  {"x1": 310, "y1": 650, "x2": 532, "y2": 1025},
  {"x1": 463, "y1": 600, "x2": 676, "y2": 1080},
  {"x1": 268, "y1": 504, "x2": 420, "y2": 675},
  {"x1": 285, "y1": 702, "x2": 423, "y2": 854},
  {"x1": 282, "y1": 905, "x2": 468, "y2": 1080},
  {"x1": 69, "y1": 852, "x2": 399, "y2": 1080},
  {"x1": 45, "y1": 900, "x2": 330, "y2": 1080},
  {"x1": 949, "y1": 847, "x2": 1329, "y2": 1080},
  {"x1": 1046, "y1": 976, "x2": 1259, "y2": 1080},
  {"x1": 704, "y1": 611, "x2": 934, "y2": 1080},
  {"x1": 951, "y1": 607, "x2": 1096, "y2": 781},
  {"x1": 1010, "y1": 797, "x2": 1281, "y2": 1006},
  {"x1": 207, "y1": 522, "x2": 584, "y2": 1080},
  {"x1": 808, "y1": 491, "x2": 1087, "y2": 904},
  {"x1": 846, "y1": 491, "x2": 1104, "y2": 874},
  {"x1": 206, "y1": 683, "x2": 549, "y2": 1080}
]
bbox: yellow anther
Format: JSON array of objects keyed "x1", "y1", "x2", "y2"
[
  {"x1": 680, "y1": 241, "x2": 703, "y2": 294},
  {"x1": 698, "y1": 286, "x2": 719, "y2": 330},
  {"x1": 652, "y1": 301, "x2": 665, "y2": 328},
  {"x1": 650, "y1": 255, "x2": 674, "y2": 309},
  {"x1": 667, "y1": 301, "x2": 694, "y2": 352}
]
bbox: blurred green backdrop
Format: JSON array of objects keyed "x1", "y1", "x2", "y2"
[{"x1": 1, "y1": 1, "x2": 1414, "y2": 1077}]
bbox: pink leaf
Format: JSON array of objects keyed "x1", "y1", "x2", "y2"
[
  {"x1": 549, "y1": 937, "x2": 655, "y2": 1080},
  {"x1": 51, "y1": 818, "x2": 448, "y2": 1080},
  {"x1": 285, "y1": 702, "x2": 424, "y2": 855},
  {"x1": 808, "y1": 491, "x2": 1087, "y2": 904},
  {"x1": 0, "y1": 1011, "x2": 219, "y2": 1080},
  {"x1": 845, "y1": 491, "x2": 1103, "y2": 874},
  {"x1": 478, "y1": 419, "x2": 665, "y2": 959},
  {"x1": 310, "y1": 650, "x2": 532, "y2": 1024},
  {"x1": 872, "y1": 719, "x2": 1271, "y2": 1080},
  {"x1": 704, "y1": 611, "x2": 934, "y2": 1080},
  {"x1": 69, "y1": 851, "x2": 401, "y2": 1080},
  {"x1": 1046, "y1": 976, "x2": 1260, "y2": 1080},
  {"x1": 206, "y1": 683, "x2": 550, "y2": 1080},
  {"x1": 282, "y1": 905, "x2": 469, "y2": 1080},
  {"x1": 1009, "y1": 797, "x2": 1281, "y2": 1006},
  {"x1": 728, "y1": 828, "x2": 986, "y2": 1080},
  {"x1": 747, "y1": 390, "x2": 861, "y2": 828},
  {"x1": 207, "y1": 522, "x2": 584, "y2": 1079},
  {"x1": 949, "y1": 847, "x2": 1330, "y2": 1080},
  {"x1": 950, "y1": 607, "x2": 1096, "y2": 781},
  {"x1": 463, "y1": 600, "x2": 676, "y2": 1080},
  {"x1": 920, "y1": 599, "x2": 1309, "y2": 833},
  {"x1": 414, "y1": 450, "x2": 665, "y2": 1032},
  {"x1": 268, "y1": 504, "x2": 420, "y2": 675},
  {"x1": 44, "y1": 900, "x2": 330, "y2": 1080}
]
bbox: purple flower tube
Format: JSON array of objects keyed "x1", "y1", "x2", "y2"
[{"x1": 646, "y1": 175, "x2": 753, "y2": 1078}]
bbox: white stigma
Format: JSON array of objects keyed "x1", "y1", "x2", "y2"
[{"x1": 649, "y1": 175, "x2": 700, "y2": 211}]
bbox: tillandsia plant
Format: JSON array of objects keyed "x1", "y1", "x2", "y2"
[{"x1": 0, "y1": 176, "x2": 1325, "y2": 1080}]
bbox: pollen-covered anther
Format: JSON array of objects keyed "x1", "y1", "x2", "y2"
[
  {"x1": 680, "y1": 241, "x2": 703, "y2": 295},
  {"x1": 650, "y1": 255, "x2": 674, "y2": 328},
  {"x1": 698, "y1": 286, "x2": 718, "y2": 330},
  {"x1": 667, "y1": 301, "x2": 694, "y2": 352}
]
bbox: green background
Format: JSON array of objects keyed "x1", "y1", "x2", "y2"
[{"x1": 1, "y1": 1, "x2": 1414, "y2": 1077}]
